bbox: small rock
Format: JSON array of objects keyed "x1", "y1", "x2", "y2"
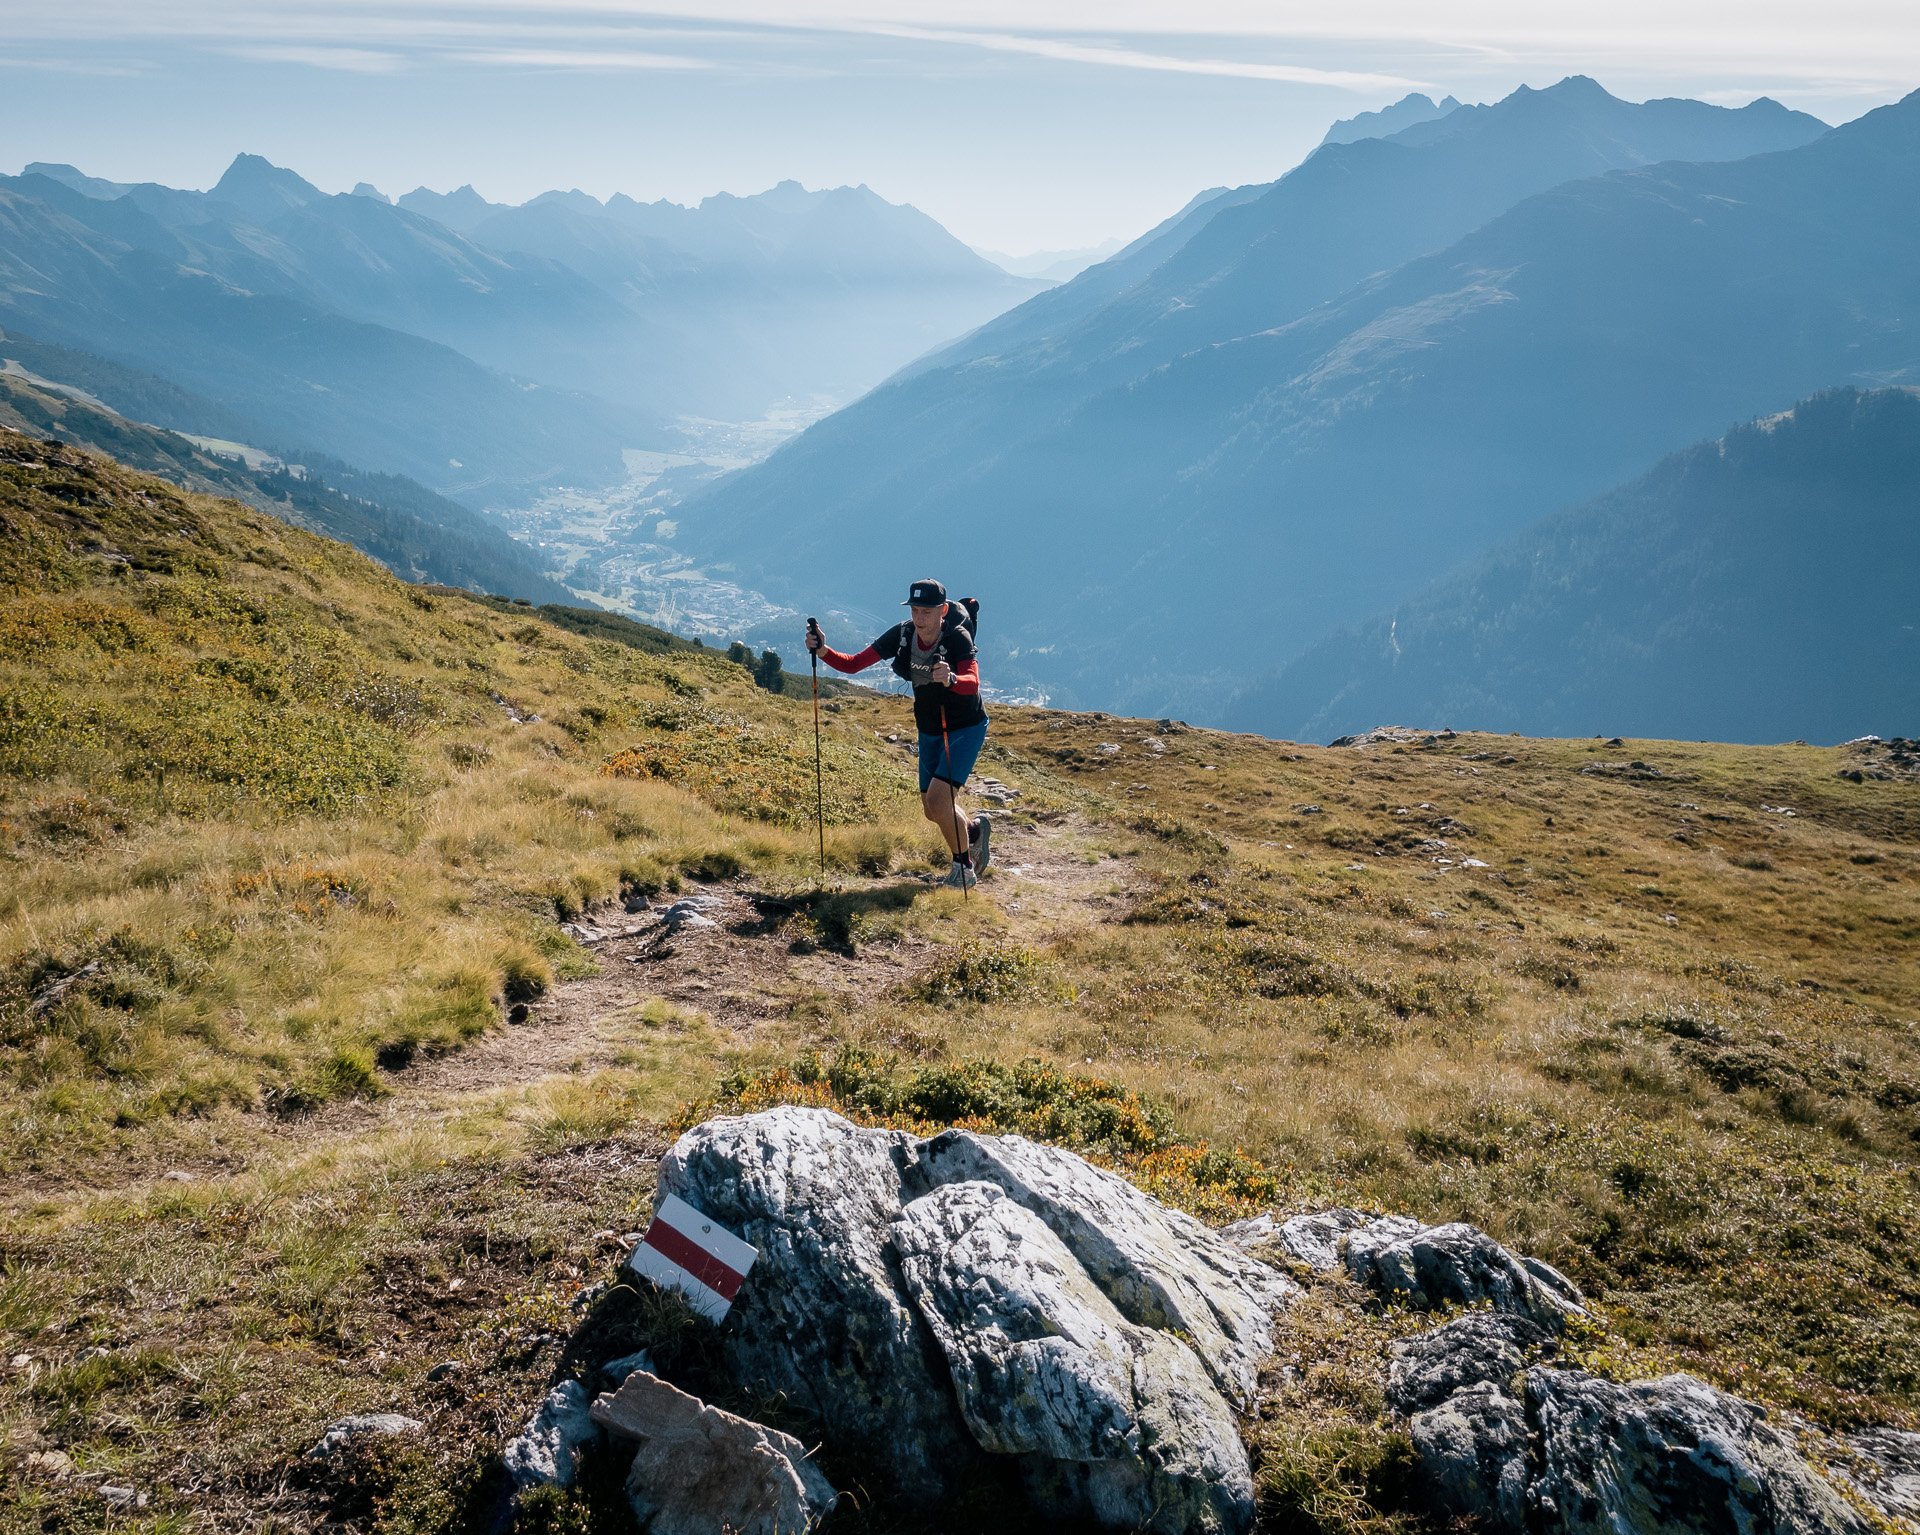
[
  {"x1": 162, "y1": 1169, "x2": 195, "y2": 1183},
  {"x1": 96, "y1": 1484, "x2": 148, "y2": 1510},
  {"x1": 662, "y1": 899, "x2": 722, "y2": 933},
  {"x1": 306, "y1": 1412, "x2": 423, "y2": 1459},
  {"x1": 427, "y1": 1360, "x2": 462, "y2": 1382},
  {"x1": 593, "y1": 1369, "x2": 838, "y2": 1535},
  {"x1": 24, "y1": 1448, "x2": 73, "y2": 1477},
  {"x1": 74, "y1": 1345, "x2": 112, "y2": 1364},
  {"x1": 503, "y1": 1379, "x2": 598, "y2": 1490},
  {"x1": 1291, "y1": 804, "x2": 1323, "y2": 815}
]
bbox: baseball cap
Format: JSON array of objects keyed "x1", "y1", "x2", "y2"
[{"x1": 903, "y1": 579, "x2": 947, "y2": 607}]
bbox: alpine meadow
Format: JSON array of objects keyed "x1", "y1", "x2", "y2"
[{"x1": 2, "y1": 11, "x2": 1918, "y2": 1535}]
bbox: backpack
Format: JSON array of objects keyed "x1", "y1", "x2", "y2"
[{"x1": 887, "y1": 597, "x2": 980, "y2": 683}]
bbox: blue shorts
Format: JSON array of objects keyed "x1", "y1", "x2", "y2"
[{"x1": 919, "y1": 719, "x2": 988, "y2": 793}]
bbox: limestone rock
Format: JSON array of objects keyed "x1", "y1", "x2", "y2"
[
  {"x1": 1528, "y1": 1369, "x2": 1873, "y2": 1534},
  {"x1": 1386, "y1": 1311, "x2": 1553, "y2": 1417},
  {"x1": 305, "y1": 1412, "x2": 422, "y2": 1459},
  {"x1": 651, "y1": 1107, "x2": 976, "y2": 1494},
  {"x1": 893, "y1": 1180, "x2": 1252, "y2": 1535},
  {"x1": 1343, "y1": 1218, "x2": 1584, "y2": 1329},
  {"x1": 591, "y1": 1369, "x2": 836, "y2": 1535},
  {"x1": 913, "y1": 1127, "x2": 1293, "y2": 1408},
  {"x1": 651, "y1": 1108, "x2": 1290, "y2": 1525},
  {"x1": 1408, "y1": 1379, "x2": 1531, "y2": 1532},
  {"x1": 502, "y1": 1379, "x2": 598, "y2": 1490}
]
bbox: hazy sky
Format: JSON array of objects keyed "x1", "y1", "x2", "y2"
[{"x1": 4, "y1": 2, "x2": 1916, "y2": 251}]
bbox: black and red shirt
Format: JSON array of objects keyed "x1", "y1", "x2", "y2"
[{"x1": 819, "y1": 620, "x2": 985, "y2": 735}]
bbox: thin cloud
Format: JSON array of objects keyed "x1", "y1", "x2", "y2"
[
  {"x1": 0, "y1": 53, "x2": 145, "y2": 76},
  {"x1": 859, "y1": 26, "x2": 1426, "y2": 90},
  {"x1": 443, "y1": 47, "x2": 712, "y2": 71},
  {"x1": 225, "y1": 44, "x2": 405, "y2": 72}
]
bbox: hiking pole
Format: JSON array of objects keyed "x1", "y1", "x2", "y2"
[
  {"x1": 940, "y1": 703, "x2": 968, "y2": 901},
  {"x1": 807, "y1": 617, "x2": 825, "y2": 876}
]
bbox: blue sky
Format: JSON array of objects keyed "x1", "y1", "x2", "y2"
[{"x1": 4, "y1": 2, "x2": 1916, "y2": 252}]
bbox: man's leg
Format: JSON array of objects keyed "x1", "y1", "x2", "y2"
[{"x1": 921, "y1": 781, "x2": 968, "y2": 858}]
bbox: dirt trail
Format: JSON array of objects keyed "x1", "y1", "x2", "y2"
[
  {"x1": 390, "y1": 811, "x2": 1137, "y2": 1104},
  {"x1": 6, "y1": 815, "x2": 1138, "y2": 1205}
]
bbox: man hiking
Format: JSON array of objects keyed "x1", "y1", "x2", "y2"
[{"x1": 806, "y1": 579, "x2": 990, "y2": 890}]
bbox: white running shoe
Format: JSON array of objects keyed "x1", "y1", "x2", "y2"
[{"x1": 941, "y1": 859, "x2": 977, "y2": 890}]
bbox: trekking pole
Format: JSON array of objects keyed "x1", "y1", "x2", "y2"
[
  {"x1": 940, "y1": 703, "x2": 968, "y2": 901},
  {"x1": 807, "y1": 618, "x2": 825, "y2": 876}
]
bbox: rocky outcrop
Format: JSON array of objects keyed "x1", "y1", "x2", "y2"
[
  {"x1": 893, "y1": 1180, "x2": 1251, "y2": 1534},
  {"x1": 1343, "y1": 1217, "x2": 1585, "y2": 1330},
  {"x1": 1837, "y1": 1426, "x2": 1920, "y2": 1524},
  {"x1": 648, "y1": 1107, "x2": 1294, "y2": 1533},
  {"x1": 592, "y1": 1369, "x2": 837, "y2": 1535},
  {"x1": 1223, "y1": 1208, "x2": 1584, "y2": 1331},
  {"x1": 1386, "y1": 1310, "x2": 1555, "y2": 1417},
  {"x1": 1398, "y1": 1350, "x2": 1875, "y2": 1534}
]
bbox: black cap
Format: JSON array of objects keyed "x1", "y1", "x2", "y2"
[{"x1": 902, "y1": 579, "x2": 947, "y2": 608}]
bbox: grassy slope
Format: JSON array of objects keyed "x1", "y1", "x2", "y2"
[{"x1": 1, "y1": 431, "x2": 1916, "y2": 1530}]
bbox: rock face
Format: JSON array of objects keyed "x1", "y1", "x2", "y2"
[
  {"x1": 893, "y1": 1180, "x2": 1251, "y2": 1534},
  {"x1": 649, "y1": 1107, "x2": 1293, "y2": 1533},
  {"x1": 1386, "y1": 1311, "x2": 1554, "y2": 1417},
  {"x1": 1344, "y1": 1217, "x2": 1585, "y2": 1330},
  {"x1": 1398, "y1": 1348, "x2": 1874, "y2": 1535},
  {"x1": 592, "y1": 1369, "x2": 837, "y2": 1535},
  {"x1": 1839, "y1": 1426, "x2": 1920, "y2": 1523}
]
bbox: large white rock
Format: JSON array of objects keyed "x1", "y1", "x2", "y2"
[
  {"x1": 1342, "y1": 1217, "x2": 1584, "y2": 1330},
  {"x1": 649, "y1": 1107, "x2": 1290, "y2": 1530},
  {"x1": 893, "y1": 1180, "x2": 1253, "y2": 1535},
  {"x1": 912, "y1": 1128, "x2": 1293, "y2": 1409}
]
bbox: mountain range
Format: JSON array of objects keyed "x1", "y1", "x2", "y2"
[
  {"x1": 1, "y1": 158, "x2": 1041, "y2": 499},
  {"x1": 668, "y1": 79, "x2": 1920, "y2": 725},
  {"x1": 1225, "y1": 386, "x2": 1920, "y2": 743}
]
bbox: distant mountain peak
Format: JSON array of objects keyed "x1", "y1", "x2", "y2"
[
  {"x1": 1320, "y1": 91, "x2": 1464, "y2": 146},
  {"x1": 23, "y1": 162, "x2": 137, "y2": 200},
  {"x1": 351, "y1": 182, "x2": 390, "y2": 204},
  {"x1": 211, "y1": 153, "x2": 324, "y2": 222}
]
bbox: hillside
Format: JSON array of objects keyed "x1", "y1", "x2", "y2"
[
  {"x1": 1227, "y1": 387, "x2": 1920, "y2": 743},
  {"x1": 671, "y1": 79, "x2": 1868, "y2": 713},
  {"x1": 1, "y1": 435, "x2": 1916, "y2": 1531},
  {"x1": 0, "y1": 369, "x2": 576, "y2": 604}
]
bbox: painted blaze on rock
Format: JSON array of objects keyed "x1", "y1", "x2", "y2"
[{"x1": 647, "y1": 1107, "x2": 1294, "y2": 1535}]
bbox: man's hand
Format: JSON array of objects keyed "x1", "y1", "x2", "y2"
[
  {"x1": 805, "y1": 621, "x2": 824, "y2": 654},
  {"x1": 932, "y1": 659, "x2": 953, "y2": 686}
]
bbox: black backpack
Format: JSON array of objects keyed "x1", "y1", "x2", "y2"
[{"x1": 887, "y1": 597, "x2": 980, "y2": 683}]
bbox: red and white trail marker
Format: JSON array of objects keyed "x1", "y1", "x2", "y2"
[{"x1": 628, "y1": 1194, "x2": 758, "y2": 1323}]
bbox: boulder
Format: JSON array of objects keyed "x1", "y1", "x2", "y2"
[
  {"x1": 893, "y1": 1180, "x2": 1252, "y2": 1535},
  {"x1": 502, "y1": 1379, "x2": 598, "y2": 1490},
  {"x1": 1395, "y1": 1345, "x2": 1875, "y2": 1535},
  {"x1": 1528, "y1": 1370, "x2": 1873, "y2": 1535},
  {"x1": 652, "y1": 1108, "x2": 978, "y2": 1493},
  {"x1": 592, "y1": 1369, "x2": 837, "y2": 1535},
  {"x1": 649, "y1": 1108, "x2": 1290, "y2": 1529},
  {"x1": 1386, "y1": 1311, "x2": 1554, "y2": 1417},
  {"x1": 911, "y1": 1127, "x2": 1293, "y2": 1408},
  {"x1": 1408, "y1": 1379, "x2": 1531, "y2": 1532},
  {"x1": 1343, "y1": 1218, "x2": 1584, "y2": 1330}
]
